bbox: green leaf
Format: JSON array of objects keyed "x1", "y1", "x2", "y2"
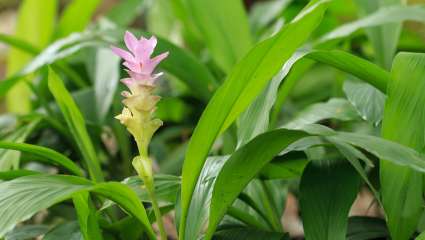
[
  {"x1": 56, "y1": 0, "x2": 101, "y2": 38},
  {"x1": 106, "y1": 0, "x2": 145, "y2": 26},
  {"x1": 284, "y1": 98, "x2": 359, "y2": 129},
  {"x1": 72, "y1": 192, "x2": 102, "y2": 240},
  {"x1": 207, "y1": 129, "x2": 307, "y2": 239},
  {"x1": 155, "y1": 36, "x2": 218, "y2": 100},
  {"x1": 184, "y1": 156, "x2": 228, "y2": 240},
  {"x1": 380, "y1": 52, "x2": 425, "y2": 240},
  {"x1": 319, "y1": 5, "x2": 425, "y2": 44},
  {"x1": 91, "y1": 182, "x2": 156, "y2": 239},
  {"x1": 4, "y1": 225, "x2": 49, "y2": 240},
  {"x1": 183, "y1": 0, "x2": 253, "y2": 72},
  {"x1": 300, "y1": 160, "x2": 360, "y2": 240},
  {"x1": 0, "y1": 119, "x2": 40, "y2": 171},
  {"x1": 5, "y1": 0, "x2": 56, "y2": 113},
  {"x1": 272, "y1": 49, "x2": 390, "y2": 127},
  {"x1": 179, "y1": 3, "x2": 329, "y2": 237},
  {"x1": 205, "y1": 123, "x2": 425, "y2": 240},
  {"x1": 94, "y1": 48, "x2": 120, "y2": 122},
  {"x1": 249, "y1": 0, "x2": 292, "y2": 38},
  {"x1": 347, "y1": 216, "x2": 388, "y2": 240},
  {"x1": 300, "y1": 124, "x2": 425, "y2": 174},
  {"x1": 354, "y1": 0, "x2": 405, "y2": 69},
  {"x1": 0, "y1": 31, "x2": 107, "y2": 97},
  {"x1": 259, "y1": 155, "x2": 308, "y2": 180},
  {"x1": 120, "y1": 174, "x2": 180, "y2": 204},
  {"x1": 330, "y1": 140, "x2": 378, "y2": 199},
  {"x1": 237, "y1": 66, "x2": 287, "y2": 146},
  {"x1": 0, "y1": 170, "x2": 40, "y2": 180},
  {"x1": 0, "y1": 175, "x2": 91, "y2": 237},
  {"x1": 306, "y1": 50, "x2": 389, "y2": 92},
  {"x1": 212, "y1": 226, "x2": 289, "y2": 240},
  {"x1": 48, "y1": 68, "x2": 104, "y2": 182},
  {"x1": 0, "y1": 141, "x2": 83, "y2": 176},
  {"x1": 418, "y1": 232, "x2": 425, "y2": 240},
  {"x1": 43, "y1": 221, "x2": 82, "y2": 240},
  {"x1": 343, "y1": 80, "x2": 386, "y2": 126},
  {"x1": 0, "y1": 33, "x2": 39, "y2": 55},
  {"x1": 0, "y1": 175, "x2": 155, "y2": 239}
]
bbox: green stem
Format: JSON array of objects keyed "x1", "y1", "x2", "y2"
[
  {"x1": 138, "y1": 173, "x2": 167, "y2": 240},
  {"x1": 133, "y1": 155, "x2": 167, "y2": 240}
]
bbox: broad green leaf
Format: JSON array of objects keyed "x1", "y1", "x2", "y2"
[
  {"x1": 72, "y1": 192, "x2": 102, "y2": 240},
  {"x1": 179, "y1": 3, "x2": 329, "y2": 237},
  {"x1": 184, "y1": 156, "x2": 228, "y2": 240},
  {"x1": 94, "y1": 48, "x2": 120, "y2": 122},
  {"x1": 4, "y1": 225, "x2": 49, "y2": 240},
  {"x1": 319, "y1": 5, "x2": 425, "y2": 43},
  {"x1": 0, "y1": 31, "x2": 107, "y2": 97},
  {"x1": 56, "y1": 0, "x2": 101, "y2": 38},
  {"x1": 347, "y1": 216, "x2": 388, "y2": 240},
  {"x1": 380, "y1": 52, "x2": 425, "y2": 240},
  {"x1": 326, "y1": 130, "x2": 425, "y2": 173},
  {"x1": 0, "y1": 33, "x2": 38, "y2": 55},
  {"x1": 121, "y1": 174, "x2": 181, "y2": 204},
  {"x1": 226, "y1": 206, "x2": 269, "y2": 230},
  {"x1": 0, "y1": 175, "x2": 155, "y2": 239},
  {"x1": 43, "y1": 221, "x2": 82, "y2": 240},
  {"x1": 183, "y1": 0, "x2": 252, "y2": 72},
  {"x1": 343, "y1": 80, "x2": 386, "y2": 126},
  {"x1": 234, "y1": 179, "x2": 287, "y2": 231},
  {"x1": 0, "y1": 119, "x2": 40, "y2": 171},
  {"x1": 418, "y1": 232, "x2": 425, "y2": 240},
  {"x1": 284, "y1": 98, "x2": 359, "y2": 129},
  {"x1": 330, "y1": 140, "x2": 378, "y2": 199},
  {"x1": 206, "y1": 123, "x2": 425, "y2": 240},
  {"x1": 272, "y1": 49, "x2": 390, "y2": 127},
  {"x1": 306, "y1": 50, "x2": 389, "y2": 92},
  {"x1": 300, "y1": 160, "x2": 360, "y2": 240},
  {"x1": 237, "y1": 66, "x2": 288, "y2": 146},
  {"x1": 106, "y1": 0, "x2": 145, "y2": 26},
  {"x1": 354, "y1": 0, "x2": 405, "y2": 69},
  {"x1": 259, "y1": 156, "x2": 308, "y2": 180},
  {"x1": 5, "y1": 0, "x2": 56, "y2": 113},
  {"x1": 147, "y1": 0, "x2": 179, "y2": 40},
  {"x1": 0, "y1": 170, "x2": 40, "y2": 180},
  {"x1": 212, "y1": 226, "x2": 289, "y2": 240},
  {"x1": 91, "y1": 182, "x2": 156, "y2": 239},
  {"x1": 0, "y1": 175, "x2": 90, "y2": 237},
  {"x1": 206, "y1": 129, "x2": 307, "y2": 239},
  {"x1": 48, "y1": 68, "x2": 103, "y2": 182},
  {"x1": 0, "y1": 142, "x2": 83, "y2": 176},
  {"x1": 154, "y1": 36, "x2": 218, "y2": 100},
  {"x1": 249, "y1": 0, "x2": 292, "y2": 37},
  {"x1": 101, "y1": 174, "x2": 180, "y2": 211}
]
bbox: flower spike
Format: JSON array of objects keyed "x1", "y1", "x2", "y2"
[{"x1": 112, "y1": 31, "x2": 168, "y2": 239}]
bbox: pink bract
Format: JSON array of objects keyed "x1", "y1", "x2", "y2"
[{"x1": 111, "y1": 31, "x2": 169, "y2": 85}]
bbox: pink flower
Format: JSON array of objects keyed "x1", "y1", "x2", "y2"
[{"x1": 111, "y1": 31, "x2": 169, "y2": 84}]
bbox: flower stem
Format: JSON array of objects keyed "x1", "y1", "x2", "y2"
[
  {"x1": 143, "y1": 175, "x2": 167, "y2": 240},
  {"x1": 133, "y1": 155, "x2": 167, "y2": 240}
]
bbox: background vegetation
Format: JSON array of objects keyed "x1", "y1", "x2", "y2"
[{"x1": 1, "y1": 0, "x2": 425, "y2": 239}]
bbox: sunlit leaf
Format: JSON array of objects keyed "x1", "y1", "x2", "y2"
[
  {"x1": 56, "y1": 0, "x2": 101, "y2": 38},
  {"x1": 183, "y1": 0, "x2": 253, "y2": 72},
  {"x1": 0, "y1": 175, "x2": 155, "y2": 239},
  {"x1": 300, "y1": 160, "x2": 360, "y2": 240},
  {"x1": 48, "y1": 68, "x2": 103, "y2": 182},
  {"x1": 380, "y1": 52, "x2": 425, "y2": 240},
  {"x1": 179, "y1": 3, "x2": 329, "y2": 237},
  {"x1": 0, "y1": 141, "x2": 83, "y2": 176}
]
